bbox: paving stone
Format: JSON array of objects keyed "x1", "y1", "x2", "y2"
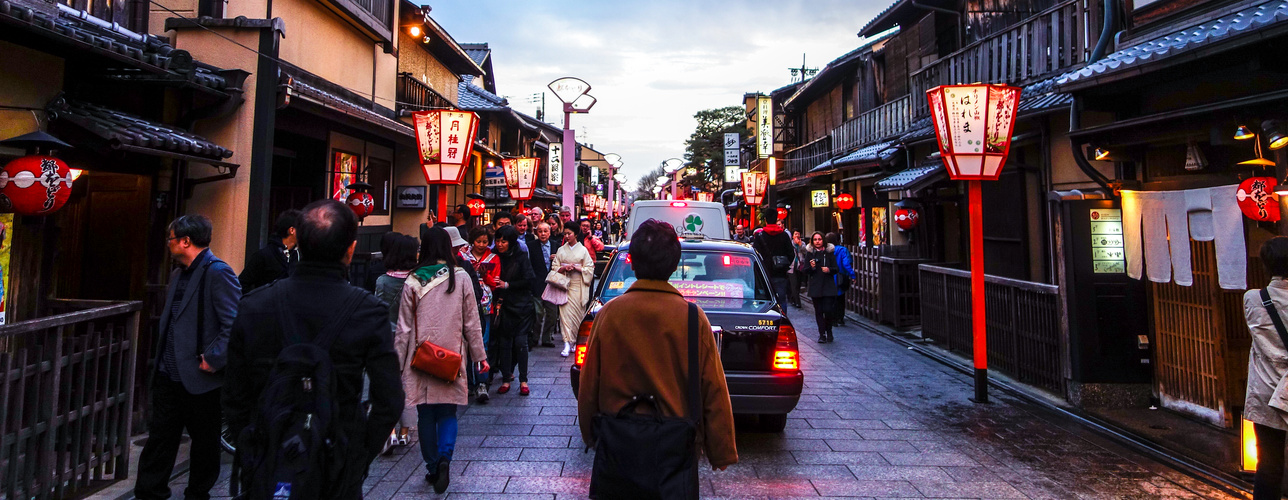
[
  {"x1": 810, "y1": 479, "x2": 921, "y2": 497},
  {"x1": 790, "y1": 451, "x2": 889, "y2": 465},
  {"x1": 913, "y1": 481, "x2": 1028, "y2": 498},
  {"x1": 709, "y1": 477, "x2": 821, "y2": 497},
  {"x1": 467, "y1": 460, "x2": 565, "y2": 477},
  {"x1": 824, "y1": 439, "x2": 919, "y2": 453},
  {"x1": 879, "y1": 452, "x2": 979, "y2": 467},
  {"x1": 755, "y1": 464, "x2": 857, "y2": 480}
]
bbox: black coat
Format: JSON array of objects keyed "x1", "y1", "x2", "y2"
[
  {"x1": 238, "y1": 241, "x2": 295, "y2": 293},
  {"x1": 494, "y1": 247, "x2": 536, "y2": 336},
  {"x1": 223, "y1": 261, "x2": 403, "y2": 496},
  {"x1": 753, "y1": 226, "x2": 795, "y2": 278},
  {"x1": 803, "y1": 245, "x2": 839, "y2": 298},
  {"x1": 526, "y1": 234, "x2": 553, "y2": 296}
]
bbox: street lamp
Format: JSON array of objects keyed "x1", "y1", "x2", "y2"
[
  {"x1": 411, "y1": 110, "x2": 480, "y2": 218},
  {"x1": 549, "y1": 77, "x2": 596, "y2": 219},
  {"x1": 662, "y1": 158, "x2": 684, "y2": 200},
  {"x1": 502, "y1": 157, "x2": 539, "y2": 212},
  {"x1": 604, "y1": 153, "x2": 622, "y2": 218}
]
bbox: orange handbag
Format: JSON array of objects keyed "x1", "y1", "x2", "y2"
[{"x1": 412, "y1": 339, "x2": 462, "y2": 382}]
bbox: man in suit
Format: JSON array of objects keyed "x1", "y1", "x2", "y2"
[
  {"x1": 135, "y1": 215, "x2": 241, "y2": 500},
  {"x1": 238, "y1": 209, "x2": 300, "y2": 293},
  {"x1": 223, "y1": 200, "x2": 403, "y2": 498},
  {"x1": 527, "y1": 221, "x2": 558, "y2": 348}
]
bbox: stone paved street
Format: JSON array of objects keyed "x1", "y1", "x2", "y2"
[{"x1": 143, "y1": 302, "x2": 1245, "y2": 499}]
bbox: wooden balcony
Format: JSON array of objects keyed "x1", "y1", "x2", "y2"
[
  {"x1": 782, "y1": 135, "x2": 831, "y2": 179},
  {"x1": 919, "y1": 264, "x2": 1064, "y2": 393},
  {"x1": 831, "y1": 95, "x2": 912, "y2": 156},
  {"x1": 1, "y1": 299, "x2": 143, "y2": 500},
  {"x1": 908, "y1": 0, "x2": 1096, "y2": 119},
  {"x1": 396, "y1": 72, "x2": 455, "y2": 114}
]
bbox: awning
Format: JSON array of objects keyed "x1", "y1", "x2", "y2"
[
  {"x1": 287, "y1": 77, "x2": 414, "y2": 140},
  {"x1": 875, "y1": 162, "x2": 946, "y2": 193},
  {"x1": 50, "y1": 99, "x2": 237, "y2": 168},
  {"x1": 533, "y1": 188, "x2": 559, "y2": 200},
  {"x1": 832, "y1": 141, "x2": 900, "y2": 168}
]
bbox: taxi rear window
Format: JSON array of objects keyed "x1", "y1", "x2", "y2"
[{"x1": 601, "y1": 250, "x2": 774, "y2": 311}]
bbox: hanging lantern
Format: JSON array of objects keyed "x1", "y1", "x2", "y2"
[
  {"x1": 1237, "y1": 177, "x2": 1281, "y2": 222},
  {"x1": 894, "y1": 207, "x2": 920, "y2": 231},
  {"x1": 697, "y1": 192, "x2": 713, "y2": 202},
  {"x1": 926, "y1": 84, "x2": 1022, "y2": 180},
  {"x1": 467, "y1": 198, "x2": 486, "y2": 216},
  {"x1": 835, "y1": 193, "x2": 855, "y2": 211},
  {"x1": 583, "y1": 193, "x2": 595, "y2": 208},
  {"x1": 412, "y1": 110, "x2": 480, "y2": 184},
  {"x1": 0, "y1": 155, "x2": 74, "y2": 216},
  {"x1": 776, "y1": 207, "x2": 789, "y2": 221},
  {"x1": 742, "y1": 171, "x2": 768, "y2": 205},
  {"x1": 502, "y1": 157, "x2": 539, "y2": 201},
  {"x1": 344, "y1": 182, "x2": 375, "y2": 220}
]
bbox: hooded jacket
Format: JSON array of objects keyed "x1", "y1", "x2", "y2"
[
  {"x1": 753, "y1": 224, "x2": 795, "y2": 278},
  {"x1": 803, "y1": 243, "x2": 838, "y2": 298}
]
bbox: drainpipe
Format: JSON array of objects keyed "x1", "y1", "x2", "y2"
[
  {"x1": 1068, "y1": 0, "x2": 1120, "y2": 197},
  {"x1": 910, "y1": 0, "x2": 963, "y2": 49}
]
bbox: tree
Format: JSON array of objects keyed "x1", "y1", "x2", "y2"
[
  {"x1": 635, "y1": 165, "x2": 667, "y2": 199},
  {"x1": 683, "y1": 106, "x2": 750, "y2": 189}
]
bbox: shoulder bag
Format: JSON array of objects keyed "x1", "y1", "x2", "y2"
[
  {"x1": 589, "y1": 302, "x2": 701, "y2": 500},
  {"x1": 409, "y1": 274, "x2": 464, "y2": 383},
  {"x1": 546, "y1": 269, "x2": 571, "y2": 290}
]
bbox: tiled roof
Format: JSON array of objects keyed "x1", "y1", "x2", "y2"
[
  {"x1": 50, "y1": 99, "x2": 234, "y2": 160},
  {"x1": 875, "y1": 162, "x2": 945, "y2": 192},
  {"x1": 899, "y1": 116, "x2": 935, "y2": 144},
  {"x1": 0, "y1": 2, "x2": 231, "y2": 91},
  {"x1": 459, "y1": 42, "x2": 490, "y2": 67},
  {"x1": 288, "y1": 78, "x2": 414, "y2": 139},
  {"x1": 1018, "y1": 78, "x2": 1073, "y2": 114},
  {"x1": 534, "y1": 187, "x2": 559, "y2": 200},
  {"x1": 815, "y1": 141, "x2": 900, "y2": 172},
  {"x1": 457, "y1": 75, "x2": 508, "y2": 112},
  {"x1": 1057, "y1": 0, "x2": 1288, "y2": 88}
]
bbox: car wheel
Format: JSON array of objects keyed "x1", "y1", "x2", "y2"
[{"x1": 758, "y1": 413, "x2": 788, "y2": 433}]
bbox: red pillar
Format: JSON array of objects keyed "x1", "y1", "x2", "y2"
[
  {"x1": 969, "y1": 180, "x2": 988, "y2": 403},
  {"x1": 438, "y1": 185, "x2": 448, "y2": 223}
]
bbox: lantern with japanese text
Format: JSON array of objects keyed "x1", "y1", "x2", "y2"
[
  {"x1": 345, "y1": 182, "x2": 375, "y2": 220},
  {"x1": 742, "y1": 172, "x2": 768, "y2": 205},
  {"x1": 467, "y1": 198, "x2": 486, "y2": 216},
  {"x1": 0, "y1": 155, "x2": 73, "y2": 215},
  {"x1": 926, "y1": 84, "x2": 1022, "y2": 181},
  {"x1": 1238, "y1": 177, "x2": 1280, "y2": 221},
  {"x1": 697, "y1": 192, "x2": 713, "y2": 202},
  {"x1": 413, "y1": 110, "x2": 479, "y2": 217},
  {"x1": 895, "y1": 207, "x2": 920, "y2": 230},
  {"x1": 835, "y1": 193, "x2": 855, "y2": 211},
  {"x1": 503, "y1": 157, "x2": 539, "y2": 211},
  {"x1": 776, "y1": 207, "x2": 788, "y2": 221},
  {"x1": 583, "y1": 193, "x2": 595, "y2": 210}
]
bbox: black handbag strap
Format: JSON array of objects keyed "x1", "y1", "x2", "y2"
[
  {"x1": 686, "y1": 302, "x2": 700, "y2": 422},
  {"x1": 1261, "y1": 289, "x2": 1288, "y2": 351},
  {"x1": 195, "y1": 259, "x2": 214, "y2": 359}
]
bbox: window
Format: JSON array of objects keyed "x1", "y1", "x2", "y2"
[
  {"x1": 601, "y1": 250, "x2": 773, "y2": 312},
  {"x1": 367, "y1": 157, "x2": 391, "y2": 215}
]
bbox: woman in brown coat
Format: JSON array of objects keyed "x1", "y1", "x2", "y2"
[{"x1": 396, "y1": 227, "x2": 489, "y2": 494}]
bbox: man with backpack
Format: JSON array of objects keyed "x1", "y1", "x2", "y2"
[
  {"x1": 753, "y1": 213, "x2": 795, "y2": 308},
  {"x1": 223, "y1": 199, "x2": 404, "y2": 499}
]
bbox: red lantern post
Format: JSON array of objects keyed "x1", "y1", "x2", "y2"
[
  {"x1": 413, "y1": 110, "x2": 480, "y2": 218},
  {"x1": 927, "y1": 83, "x2": 1021, "y2": 403},
  {"x1": 502, "y1": 157, "x2": 539, "y2": 212},
  {"x1": 743, "y1": 171, "x2": 767, "y2": 228},
  {"x1": 835, "y1": 193, "x2": 855, "y2": 211}
]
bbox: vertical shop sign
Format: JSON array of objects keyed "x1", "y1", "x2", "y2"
[
  {"x1": 1090, "y1": 208, "x2": 1125, "y2": 273},
  {"x1": 757, "y1": 96, "x2": 772, "y2": 158},
  {"x1": 547, "y1": 143, "x2": 563, "y2": 185},
  {"x1": 0, "y1": 214, "x2": 12, "y2": 325},
  {"x1": 871, "y1": 207, "x2": 887, "y2": 246}
]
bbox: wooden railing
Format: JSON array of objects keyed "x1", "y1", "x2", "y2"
[
  {"x1": 1, "y1": 300, "x2": 143, "y2": 500},
  {"x1": 397, "y1": 73, "x2": 455, "y2": 113},
  {"x1": 919, "y1": 264, "x2": 1063, "y2": 393},
  {"x1": 847, "y1": 246, "x2": 880, "y2": 321},
  {"x1": 782, "y1": 136, "x2": 831, "y2": 179},
  {"x1": 843, "y1": 246, "x2": 927, "y2": 328},
  {"x1": 908, "y1": 0, "x2": 1094, "y2": 119},
  {"x1": 831, "y1": 95, "x2": 912, "y2": 156}
]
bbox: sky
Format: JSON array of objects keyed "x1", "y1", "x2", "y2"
[{"x1": 423, "y1": 0, "x2": 891, "y2": 191}]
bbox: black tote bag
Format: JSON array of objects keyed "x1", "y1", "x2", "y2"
[{"x1": 589, "y1": 302, "x2": 702, "y2": 500}]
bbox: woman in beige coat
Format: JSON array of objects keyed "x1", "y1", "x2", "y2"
[
  {"x1": 396, "y1": 227, "x2": 488, "y2": 494},
  {"x1": 552, "y1": 223, "x2": 595, "y2": 357}
]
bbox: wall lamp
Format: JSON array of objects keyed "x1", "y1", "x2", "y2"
[
  {"x1": 409, "y1": 26, "x2": 421, "y2": 37},
  {"x1": 1086, "y1": 146, "x2": 1121, "y2": 162},
  {"x1": 1264, "y1": 120, "x2": 1288, "y2": 150}
]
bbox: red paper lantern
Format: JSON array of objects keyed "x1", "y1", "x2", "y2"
[
  {"x1": 467, "y1": 198, "x2": 486, "y2": 216},
  {"x1": 0, "y1": 155, "x2": 73, "y2": 215},
  {"x1": 502, "y1": 157, "x2": 539, "y2": 201},
  {"x1": 895, "y1": 207, "x2": 920, "y2": 230},
  {"x1": 412, "y1": 110, "x2": 480, "y2": 185},
  {"x1": 776, "y1": 207, "x2": 788, "y2": 221},
  {"x1": 927, "y1": 84, "x2": 1022, "y2": 181},
  {"x1": 835, "y1": 193, "x2": 855, "y2": 211},
  {"x1": 742, "y1": 171, "x2": 768, "y2": 205},
  {"x1": 1237, "y1": 177, "x2": 1281, "y2": 222},
  {"x1": 346, "y1": 191, "x2": 375, "y2": 219}
]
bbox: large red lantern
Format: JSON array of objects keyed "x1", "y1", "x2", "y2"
[
  {"x1": 0, "y1": 155, "x2": 74, "y2": 215},
  {"x1": 927, "y1": 84, "x2": 1022, "y2": 181},
  {"x1": 835, "y1": 193, "x2": 855, "y2": 211},
  {"x1": 1238, "y1": 177, "x2": 1280, "y2": 222},
  {"x1": 742, "y1": 171, "x2": 768, "y2": 205},
  {"x1": 344, "y1": 182, "x2": 375, "y2": 220},
  {"x1": 412, "y1": 110, "x2": 479, "y2": 184},
  {"x1": 467, "y1": 198, "x2": 486, "y2": 216},
  {"x1": 894, "y1": 207, "x2": 920, "y2": 230},
  {"x1": 502, "y1": 157, "x2": 539, "y2": 201},
  {"x1": 776, "y1": 207, "x2": 788, "y2": 221}
]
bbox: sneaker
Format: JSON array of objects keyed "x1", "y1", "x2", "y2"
[
  {"x1": 560, "y1": 342, "x2": 571, "y2": 357},
  {"x1": 433, "y1": 459, "x2": 451, "y2": 494},
  {"x1": 475, "y1": 383, "x2": 490, "y2": 404}
]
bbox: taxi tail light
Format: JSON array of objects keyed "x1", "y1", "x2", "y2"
[
  {"x1": 773, "y1": 324, "x2": 799, "y2": 371},
  {"x1": 575, "y1": 318, "x2": 593, "y2": 366},
  {"x1": 670, "y1": 202, "x2": 688, "y2": 207}
]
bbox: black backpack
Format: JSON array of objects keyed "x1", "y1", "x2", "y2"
[
  {"x1": 232, "y1": 287, "x2": 366, "y2": 500},
  {"x1": 589, "y1": 302, "x2": 702, "y2": 499}
]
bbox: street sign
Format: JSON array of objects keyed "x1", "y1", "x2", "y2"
[
  {"x1": 724, "y1": 166, "x2": 743, "y2": 183},
  {"x1": 757, "y1": 96, "x2": 772, "y2": 158},
  {"x1": 724, "y1": 148, "x2": 740, "y2": 166},
  {"x1": 548, "y1": 143, "x2": 562, "y2": 185},
  {"x1": 724, "y1": 133, "x2": 739, "y2": 150},
  {"x1": 591, "y1": 165, "x2": 599, "y2": 184}
]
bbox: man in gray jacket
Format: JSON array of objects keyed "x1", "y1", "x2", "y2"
[{"x1": 135, "y1": 215, "x2": 241, "y2": 500}]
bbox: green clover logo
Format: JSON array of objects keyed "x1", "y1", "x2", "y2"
[{"x1": 684, "y1": 214, "x2": 704, "y2": 233}]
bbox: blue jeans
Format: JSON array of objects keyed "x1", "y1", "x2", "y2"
[
  {"x1": 417, "y1": 404, "x2": 458, "y2": 469},
  {"x1": 478, "y1": 315, "x2": 492, "y2": 384}
]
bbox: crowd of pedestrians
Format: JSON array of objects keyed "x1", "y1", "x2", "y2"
[{"x1": 746, "y1": 213, "x2": 857, "y2": 344}]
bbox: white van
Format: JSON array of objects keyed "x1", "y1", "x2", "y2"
[{"x1": 626, "y1": 200, "x2": 729, "y2": 240}]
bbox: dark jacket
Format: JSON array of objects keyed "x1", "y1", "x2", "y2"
[
  {"x1": 493, "y1": 228, "x2": 535, "y2": 336},
  {"x1": 526, "y1": 234, "x2": 554, "y2": 296},
  {"x1": 223, "y1": 261, "x2": 403, "y2": 494},
  {"x1": 157, "y1": 248, "x2": 241, "y2": 395},
  {"x1": 753, "y1": 224, "x2": 794, "y2": 278},
  {"x1": 803, "y1": 244, "x2": 838, "y2": 298},
  {"x1": 238, "y1": 241, "x2": 294, "y2": 293}
]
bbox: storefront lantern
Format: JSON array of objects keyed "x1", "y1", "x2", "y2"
[
  {"x1": 776, "y1": 207, "x2": 789, "y2": 221},
  {"x1": 467, "y1": 198, "x2": 486, "y2": 216},
  {"x1": 413, "y1": 110, "x2": 479, "y2": 184},
  {"x1": 1237, "y1": 176, "x2": 1280, "y2": 222},
  {"x1": 835, "y1": 193, "x2": 855, "y2": 211},
  {"x1": 926, "y1": 84, "x2": 1022, "y2": 181},
  {"x1": 0, "y1": 155, "x2": 74, "y2": 216},
  {"x1": 697, "y1": 192, "x2": 713, "y2": 202},
  {"x1": 583, "y1": 193, "x2": 595, "y2": 209},
  {"x1": 742, "y1": 171, "x2": 768, "y2": 205},
  {"x1": 344, "y1": 182, "x2": 375, "y2": 220},
  {"x1": 502, "y1": 157, "x2": 539, "y2": 202},
  {"x1": 894, "y1": 207, "x2": 920, "y2": 230}
]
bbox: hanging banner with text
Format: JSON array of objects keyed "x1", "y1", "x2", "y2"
[
  {"x1": 547, "y1": 143, "x2": 563, "y2": 185},
  {"x1": 756, "y1": 96, "x2": 772, "y2": 158}
]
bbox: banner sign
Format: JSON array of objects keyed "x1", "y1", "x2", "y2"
[
  {"x1": 547, "y1": 143, "x2": 563, "y2": 185},
  {"x1": 757, "y1": 96, "x2": 772, "y2": 158}
]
